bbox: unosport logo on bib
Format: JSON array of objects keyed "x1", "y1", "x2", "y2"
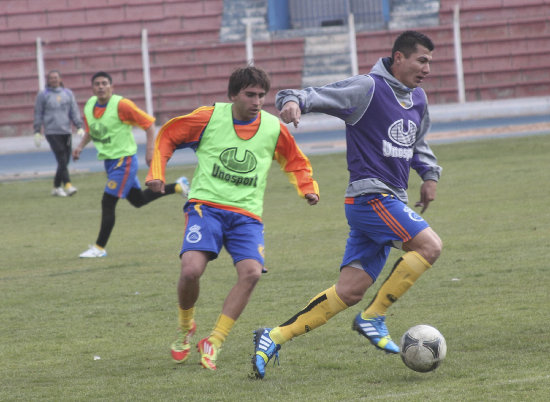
[
  {"x1": 219, "y1": 147, "x2": 257, "y2": 173},
  {"x1": 89, "y1": 122, "x2": 110, "y2": 143},
  {"x1": 186, "y1": 224, "x2": 202, "y2": 243},
  {"x1": 388, "y1": 119, "x2": 417, "y2": 147}
]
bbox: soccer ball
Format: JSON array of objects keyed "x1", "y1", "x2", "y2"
[{"x1": 400, "y1": 324, "x2": 446, "y2": 373}]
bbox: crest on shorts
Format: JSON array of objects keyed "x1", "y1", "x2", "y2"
[
  {"x1": 404, "y1": 206, "x2": 423, "y2": 222},
  {"x1": 185, "y1": 224, "x2": 202, "y2": 243}
]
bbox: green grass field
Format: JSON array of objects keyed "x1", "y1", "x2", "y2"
[{"x1": 2, "y1": 134, "x2": 550, "y2": 401}]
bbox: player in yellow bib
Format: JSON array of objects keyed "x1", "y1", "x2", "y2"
[
  {"x1": 146, "y1": 66, "x2": 320, "y2": 371},
  {"x1": 73, "y1": 71, "x2": 188, "y2": 258}
]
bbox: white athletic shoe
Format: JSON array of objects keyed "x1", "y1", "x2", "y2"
[
  {"x1": 52, "y1": 187, "x2": 67, "y2": 197},
  {"x1": 79, "y1": 245, "x2": 107, "y2": 258},
  {"x1": 176, "y1": 176, "x2": 190, "y2": 199},
  {"x1": 65, "y1": 184, "x2": 78, "y2": 196}
]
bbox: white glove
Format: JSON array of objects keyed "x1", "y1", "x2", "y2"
[
  {"x1": 76, "y1": 128, "x2": 85, "y2": 137},
  {"x1": 34, "y1": 133, "x2": 43, "y2": 148}
]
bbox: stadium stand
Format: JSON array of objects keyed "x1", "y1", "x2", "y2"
[
  {"x1": 0, "y1": 0, "x2": 304, "y2": 137},
  {"x1": 357, "y1": 0, "x2": 550, "y2": 104},
  {"x1": 0, "y1": 0, "x2": 548, "y2": 138}
]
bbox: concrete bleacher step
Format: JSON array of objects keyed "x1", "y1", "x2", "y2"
[
  {"x1": 301, "y1": 31, "x2": 351, "y2": 87},
  {"x1": 0, "y1": 15, "x2": 221, "y2": 46},
  {"x1": 1, "y1": 0, "x2": 223, "y2": 27},
  {"x1": 219, "y1": 0, "x2": 269, "y2": 43},
  {"x1": 389, "y1": 0, "x2": 440, "y2": 30},
  {"x1": 439, "y1": 0, "x2": 549, "y2": 24},
  {"x1": 0, "y1": 34, "x2": 303, "y2": 134},
  {"x1": 0, "y1": 1, "x2": 223, "y2": 30},
  {"x1": 0, "y1": 0, "x2": 224, "y2": 50},
  {"x1": 0, "y1": 37, "x2": 303, "y2": 95}
]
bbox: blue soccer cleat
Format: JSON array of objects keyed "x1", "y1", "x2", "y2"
[
  {"x1": 252, "y1": 328, "x2": 280, "y2": 379},
  {"x1": 176, "y1": 176, "x2": 190, "y2": 199},
  {"x1": 352, "y1": 312, "x2": 400, "y2": 354}
]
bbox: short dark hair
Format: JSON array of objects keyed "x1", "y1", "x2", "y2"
[
  {"x1": 91, "y1": 71, "x2": 113, "y2": 84},
  {"x1": 47, "y1": 69, "x2": 61, "y2": 78},
  {"x1": 392, "y1": 31, "x2": 434, "y2": 59},
  {"x1": 227, "y1": 66, "x2": 270, "y2": 98}
]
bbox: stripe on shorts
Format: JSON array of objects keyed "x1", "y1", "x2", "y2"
[
  {"x1": 368, "y1": 198, "x2": 411, "y2": 241},
  {"x1": 118, "y1": 156, "x2": 132, "y2": 198}
]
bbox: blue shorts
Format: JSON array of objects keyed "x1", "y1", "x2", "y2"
[
  {"x1": 180, "y1": 202, "x2": 265, "y2": 265},
  {"x1": 103, "y1": 155, "x2": 141, "y2": 199},
  {"x1": 342, "y1": 194, "x2": 429, "y2": 281}
]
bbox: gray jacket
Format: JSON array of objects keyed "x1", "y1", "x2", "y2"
[{"x1": 33, "y1": 86, "x2": 83, "y2": 135}]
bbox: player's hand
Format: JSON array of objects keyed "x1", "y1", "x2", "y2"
[
  {"x1": 415, "y1": 180, "x2": 437, "y2": 213},
  {"x1": 76, "y1": 128, "x2": 85, "y2": 137},
  {"x1": 72, "y1": 147, "x2": 81, "y2": 161},
  {"x1": 146, "y1": 179, "x2": 165, "y2": 193},
  {"x1": 305, "y1": 193, "x2": 319, "y2": 205},
  {"x1": 279, "y1": 101, "x2": 301, "y2": 128},
  {"x1": 34, "y1": 133, "x2": 43, "y2": 148}
]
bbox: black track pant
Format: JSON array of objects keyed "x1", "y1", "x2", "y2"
[
  {"x1": 46, "y1": 134, "x2": 72, "y2": 188},
  {"x1": 95, "y1": 184, "x2": 177, "y2": 248}
]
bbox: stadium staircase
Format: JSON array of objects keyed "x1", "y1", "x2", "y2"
[{"x1": 1, "y1": 0, "x2": 549, "y2": 138}]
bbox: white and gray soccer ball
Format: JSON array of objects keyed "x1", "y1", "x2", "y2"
[{"x1": 400, "y1": 324, "x2": 447, "y2": 373}]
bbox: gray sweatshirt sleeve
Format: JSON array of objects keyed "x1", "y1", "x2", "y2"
[
  {"x1": 67, "y1": 89, "x2": 83, "y2": 129},
  {"x1": 412, "y1": 105, "x2": 442, "y2": 181},
  {"x1": 275, "y1": 75, "x2": 375, "y2": 126}
]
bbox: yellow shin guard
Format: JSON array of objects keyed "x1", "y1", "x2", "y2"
[
  {"x1": 273, "y1": 285, "x2": 348, "y2": 344},
  {"x1": 363, "y1": 251, "x2": 431, "y2": 318},
  {"x1": 178, "y1": 306, "x2": 195, "y2": 330},
  {"x1": 208, "y1": 313, "x2": 235, "y2": 348}
]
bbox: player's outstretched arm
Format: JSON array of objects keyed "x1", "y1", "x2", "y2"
[
  {"x1": 72, "y1": 132, "x2": 91, "y2": 161},
  {"x1": 415, "y1": 180, "x2": 437, "y2": 213},
  {"x1": 144, "y1": 125, "x2": 156, "y2": 167},
  {"x1": 279, "y1": 101, "x2": 301, "y2": 128}
]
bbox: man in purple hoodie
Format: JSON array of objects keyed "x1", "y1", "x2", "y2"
[{"x1": 253, "y1": 30, "x2": 443, "y2": 379}]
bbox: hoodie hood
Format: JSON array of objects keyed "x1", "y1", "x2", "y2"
[{"x1": 370, "y1": 57, "x2": 420, "y2": 108}]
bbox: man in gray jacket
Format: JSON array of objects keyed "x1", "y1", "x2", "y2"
[
  {"x1": 253, "y1": 30, "x2": 443, "y2": 379},
  {"x1": 34, "y1": 70, "x2": 84, "y2": 196}
]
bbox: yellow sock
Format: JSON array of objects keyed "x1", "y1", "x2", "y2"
[
  {"x1": 208, "y1": 313, "x2": 235, "y2": 348},
  {"x1": 175, "y1": 183, "x2": 182, "y2": 194},
  {"x1": 363, "y1": 251, "x2": 431, "y2": 319},
  {"x1": 178, "y1": 306, "x2": 195, "y2": 330},
  {"x1": 271, "y1": 285, "x2": 348, "y2": 345}
]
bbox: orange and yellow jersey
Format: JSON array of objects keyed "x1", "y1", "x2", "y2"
[
  {"x1": 146, "y1": 106, "x2": 319, "y2": 220},
  {"x1": 83, "y1": 98, "x2": 155, "y2": 131}
]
